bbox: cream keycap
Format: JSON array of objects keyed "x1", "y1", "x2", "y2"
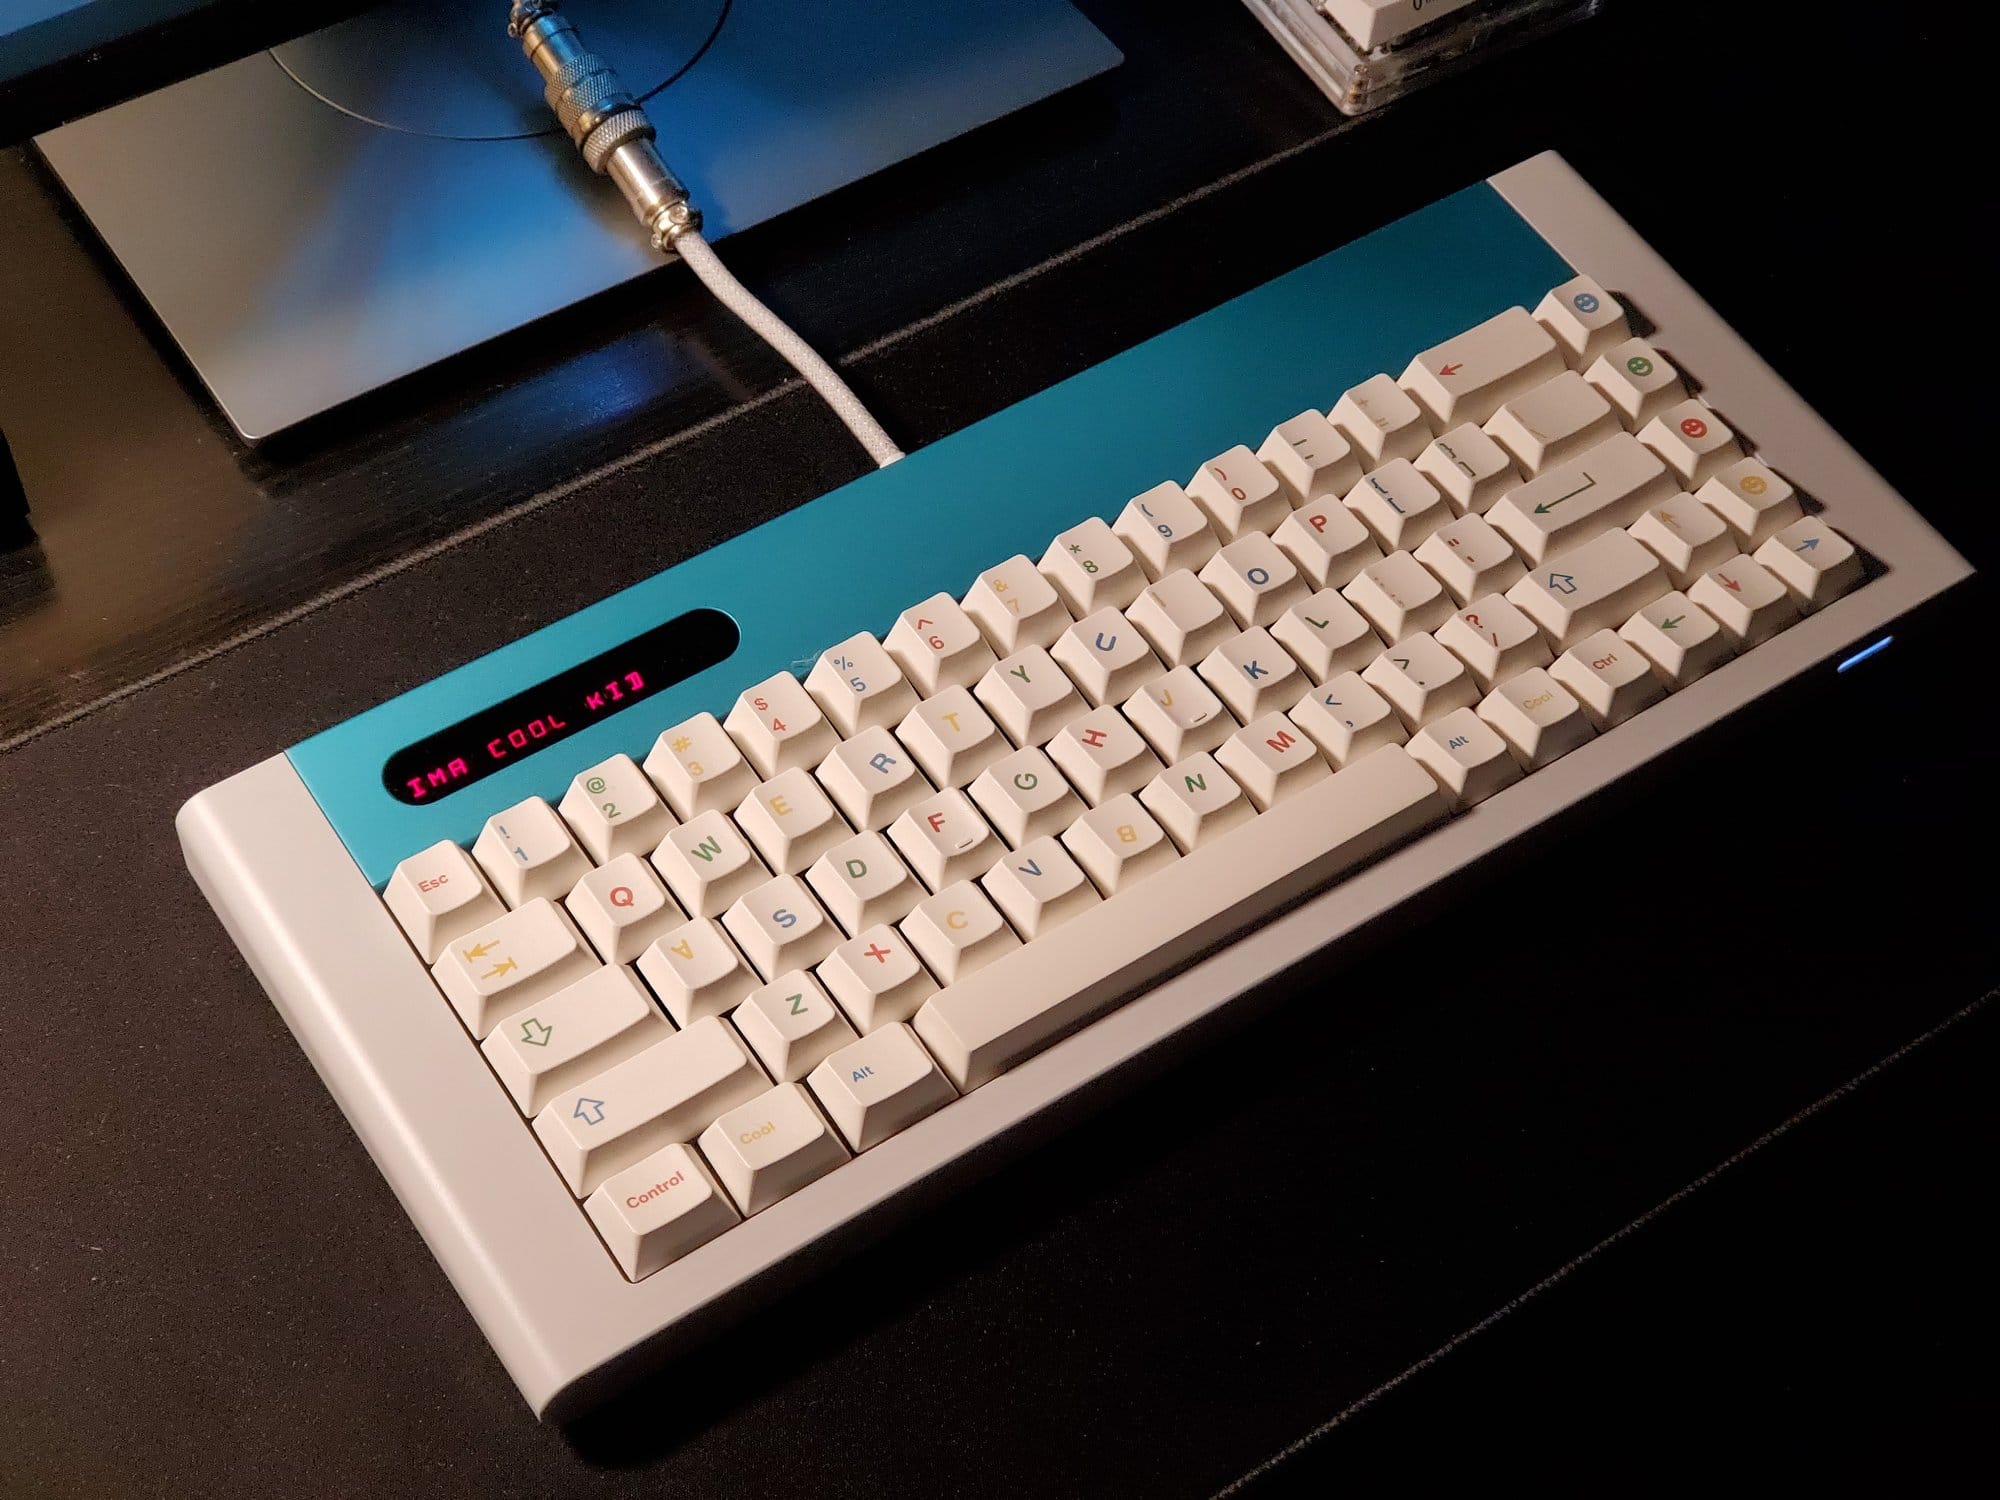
[
  {"x1": 1696, "y1": 458, "x2": 1804, "y2": 549},
  {"x1": 558, "y1": 753, "x2": 674, "y2": 865},
  {"x1": 1040, "y1": 517, "x2": 1145, "y2": 615},
  {"x1": 481, "y1": 964, "x2": 672, "y2": 1115},
  {"x1": 1628, "y1": 496, "x2": 1737, "y2": 590},
  {"x1": 644, "y1": 713, "x2": 757, "y2": 820},
  {"x1": 962, "y1": 554, "x2": 1074, "y2": 655},
  {"x1": 472, "y1": 797, "x2": 591, "y2": 909},
  {"x1": 1619, "y1": 592, "x2": 1732, "y2": 687},
  {"x1": 731, "y1": 971, "x2": 857, "y2": 1082},
  {"x1": 385, "y1": 840, "x2": 504, "y2": 964},
  {"x1": 1584, "y1": 339, "x2": 1685, "y2": 428},
  {"x1": 1215, "y1": 713, "x2": 1330, "y2": 811},
  {"x1": 805, "y1": 831, "x2": 923, "y2": 935},
  {"x1": 535, "y1": 1017, "x2": 768, "y2": 1195},
  {"x1": 1185, "y1": 444, "x2": 1289, "y2": 540},
  {"x1": 1505, "y1": 529, "x2": 1669, "y2": 651},
  {"x1": 1483, "y1": 370, "x2": 1621, "y2": 476},
  {"x1": 1197, "y1": 627, "x2": 1304, "y2": 724},
  {"x1": 1413, "y1": 424, "x2": 1520, "y2": 515},
  {"x1": 1341, "y1": 550, "x2": 1453, "y2": 642},
  {"x1": 1139, "y1": 753, "x2": 1254, "y2": 852},
  {"x1": 1272, "y1": 503, "x2": 1383, "y2": 590},
  {"x1": 722, "y1": 875, "x2": 840, "y2": 981},
  {"x1": 1285, "y1": 672, "x2": 1409, "y2": 768},
  {"x1": 804, "y1": 632, "x2": 920, "y2": 738},
  {"x1": 815, "y1": 725, "x2": 933, "y2": 833},
  {"x1": 1754, "y1": 517, "x2": 1863, "y2": 609},
  {"x1": 1533, "y1": 275, "x2": 1627, "y2": 367},
  {"x1": 1407, "y1": 708, "x2": 1524, "y2": 809},
  {"x1": 1123, "y1": 665, "x2": 1236, "y2": 763},
  {"x1": 1476, "y1": 669, "x2": 1595, "y2": 770},
  {"x1": 1342, "y1": 460, "x2": 1453, "y2": 553},
  {"x1": 584, "y1": 1143, "x2": 738, "y2": 1281},
  {"x1": 1400, "y1": 304, "x2": 1565, "y2": 428},
  {"x1": 1638, "y1": 399, "x2": 1744, "y2": 488},
  {"x1": 885, "y1": 594, "x2": 998, "y2": 697},
  {"x1": 979, "y1": 836, "x2": 1101, "y2": 939},
  {"x1": 724, "y1": 672, "x2": 838, "y2": 780},
  {"x1": 1548, "y1": 629, "x2": 1666, "y2": 729},
  {"x1": 1413, "y1": 512, "x2": 1526, "y2": 605},
  {"x1": 816, "y1": 926, "x2": 938, "y2": 1033},
  {"x1": 807, "y1": 1024, "x2": 957, "y2": 1153},
  {"x1": 1329, "y1": 373, "x2": 1433, "y2": 468},
  {"x1": 1047, "y1": 706, "x2": 1162, "y2": 806},
  {"x1": 1687, "y1": 553, "x2": 1799, "y2": 647},
  {"x1": 968, "y1": 747, "x2": 1087, "y2": 848},
  {"x1": 432, "y1": 897, "x2": 598, "y2": 1039},
  {"x1": 1257, "y1": 410, "x2": 1363, "y2": 507},
  {"x1": 1125, "y1": 569, "x2": 1236, "y2": 669},
  {"x1": 1485, "y1": 433, "x2": 1677, "y2": 565},
  {"x1": 896, "y1": 686, "x2": 1008, "y2": 790},
  {"x1": 1433, "y1": 594, "x2": 1553, "y2": 690},
  {"x1": 1269, "y1": 590, "x2": 1380, "y2": 684},
  {"x1": 1199, "y1": 533, "x2": 1309, "y2": 629},
  {"x1": 566, "y1": 852, "x2": 684, "y2": 965},
  {"x1": 1061, "y1": 793, "x2": 1178, "y2": 893},
  {"x1": 1113, "y1": 481, "x2": 1221, "y2": 579},
  {"x1": 900, "y1": 881, "x2": 1020, "y2": 985},
  {"x1": 1362, "y1": 633, "x2": 1478, "y2": 729},
  {"x1": 889, "y1": 789, "x2": 1000, "y2": 893},
  {"x1": 1052, "y1": 609, "x2": 1165, "y2": 707},
  {"x1": 650, "y1": 808, "x2": 768, "y2": 919},
  {"x1": 975, "y1": 645, "x2": 1088, "y2": 747},
  {"x1": 698, "y1": 1082, "x2": 849, "y2": 1216},
  {"x1": 734, "y1": 767, "x2": 850, "y2": 877},
  {"x1": 636, "y1": 916, "x2": 757, "y2": 1026}
]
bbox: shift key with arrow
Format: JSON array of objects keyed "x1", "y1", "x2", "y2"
[
  {"x1": 432, "y1": 896, "x2": 598, "y2": 1039},
  {"x1": 480, "y1": 966, "x2": 672, "y2": 1115}
]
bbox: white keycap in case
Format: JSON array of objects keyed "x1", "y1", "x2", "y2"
[
  {"x1": 962, "y1": 555, "x2": 1075, "y2": 655},
  {"x1": 584, "y1": 1143, "x2": 738, "y2": 1281},
  {"x1": 1258, "y1": 410, "x2": 1363, "y2": 507},
  {"x1": 1185, "y1": 445, "x2": 1289, "y2": 540},
  {"x1": 734, "y1": 767, "x2": 850, "y2": 877},
  {"x1": 1476, "y1": 668, "x2": 1595, "y2": 770},
  {"x1": 805, "y1": 633, "x2": 920, "y2": 738},
  {"x1": 817, "y1": 926, "x2": 938, "y2": 1033},
  {"x1": 722, "y1": 875, "x2": 840, "y2": 981},
  {"x1": 1047, "y1": 706, "x2": 1162, "y2": 806},
  {"x1": 1548, "y1": 629, "x2": 1666, "y2": 729},
  {"x1": 432, "y1": 897, "x2": 598, "y2": 1039},
  {"x1": 1628, "y1": 496, "x2": 1738, "y2": 590},
  {"x1": 1483, "y1": 370, "x2": 1622, "y2": 477},
  {"x1": 889, "y1": 788, "x2": 1000, "y2": 893},
  {"x1": 1755, "y1": 517, "x2": 1863, "y2": 609},
  {"x1": 1125, "y1": 569, "x2": 1236, "y2": 668},
  {"x1": 1269, "y1": 590, "x2": 1381, "y2": 684},
  {"x1": 645, "y1": 713, "x2": 758, "y2": 821},
  {"x1": 805, "y1": 831, "x2": 923, "y2": 936},
  {"x1": 1400, "y1": 304, "x2": 1566, "y2": 429},
  {"x1": 886, "y1": 594, "x2": 999, "y2": 697},
  {"x1": 558, "y1": 753, "x2": 674, "y2": 865},
  {"x1": 1506, "y1": 529, "x2": 1669, "y2": 651},
  {"x1": 566, "y1": 852, "x2": 684, "y2": 965},
  {"x1": 1341, "y1": 551, "x2": 1452, "y2": 643},
  {"x1": 1362, "y1": 633, "x2": 1478, "y2": 729},
  {"x1": 473, "y1": 797, "x2": 591, "y2": 909},
  {"x1": 636, "y1": 916, "x2": 757, "y2": 1026},
  {"x1": 481, "y1": 964, "x2": 672, "y2": 1116},
  {"x1": 1485, "y1": 433, "x2": 1677, "y2": 565},
  {"x1": 896, "y1": 686, "x2": 1008, "y2": 789},
  {"x1": 1534, "y1": 275, "x2": 1627, "y2": 367},
  {"x1": 385, "y1": 840, "x2": 504, "y2": 964},
  {"x1": 1413, "y1": 512, "x2": 1526, "y2": 605},
  {"x1": 1433, "y1": 594, "x2": 1553, "y2": 690},
  {"x1": 1123, "y1": 665, "x2": 1236, "y2": 763},
  {"x1": 968, "y1": 747, "x2": 1086, "y2": 848},
  {"x1": 1585, "y1": 339, "x2": 1685, "y2": 428},
  {"x1": 1324, "y1": 0, "x2": 1480, "y2": 51},
  {"x1": 1215, "y1": 714, "x2": 1330, "y2": 811},
  {"x1": 807, "y1": 1024, "x2": 957, "y2": 1153},
  {"x1": 815, "y1": 726, "x2": 933, "y2": 833},
  {"x1": 725, "y1": 673, "x2": 839, "y2": 781},
  {"x1": 901, "y1": 882, "x2": 1020, "y2": 985},
  {"x1": 1113, "y1": 481, "x2": 1221, "y2": 579},
  {"x1": 1139, "y1": 753, "x2": 1254, "y2": 852},
  {"x1": 1619, "y1": 592, "x2": 1732, "y2": 687},
  {"x1": 1040, "y1": 517, "x2": 1145, "y2": 616},
  {"x1": 1342, "y1": 459, "x2": 1453, "y2": 553},
  {"x1": 1686, "y1": 554, "x2": 1799, "y2": 647},
  {"x1": 731, "y1": 971, "x2": 857, "y2": 1082},
  {"x1": 1407, "y1": 708, "x2": 1524, "y2": 809},
  {"x1": 1197, "y1": 627, "x2": 1304, "y2": 725},
  {"x1": 1272, "y1": 503, "x2": 1384, "y2": 590},
  {"x1": 536, "y1": 1016, "x2": 768, "y2": 1195},
  {"x1": 650, "y1": 809, "x2": 768, "y2": 920},
  {"x1": 699, "y1": 1082, "x2": 849, "y2": 1216},
  {"x1": 1330, "y1": 373, "x2": 1433, "y2": 468},
  {"x1": 1696, "y1": 458, "x2": 1804, "y2": 550},
  {"x1": 1285, "y1": 672, "x2": 1409, "y2": 767},
  {"x1": 1053, "y1": 609, "x2": 1165, "y2": 707},
  {"x1": 979, "y1": 836, "x2": 1101, "y2": 939},
  {"x1": 1413, "y1": 424, "x2": 1520, "y2": 515},
  {"x1": 1638, "y1": 400, "x2": 1744, "y2": 488}
]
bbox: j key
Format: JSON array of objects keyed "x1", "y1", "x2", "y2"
[
  {"x1": 1047, "y1": 706, "x2": 1162, "y2": 807},
  {"x1": 645, "y1": 713, "x2": 757, "y2": 821},
  {"x1": 1272, "y1": 503, "x2": 1384, "y2": 591},
  {"x1": 968, "y1": 747, "x2": 1087, "y2": 848},
  {"x1": 725, "y1": 672, "x2": 838, "y2": 780},
  {"x1": 1040, "y1": 517, "x2": 1145, "y2": 616},
  {"x1": 897, "y1": 686, "x2": 1008, "y2": 789},
  {"x1": 1534, "y1": 274, "x2": 1628, "y2": 367},
  {"x1": 1639, "y1": 399, "x2": 1745, "y2": 488},
  {"x1": 1619, "y1": 592, "x2": 1733, "y2": 687},
  {"x1": 1362, "y1": 633, "x2": 1478, "y2": 730},
  {"x1": 815, "y1": 725, "x2": 933, "y2": 833},
  {"x1": 734, "y1": 767, "x2": 850, "y2": 877},
  {"x1": 1113, "y1": 481, "x2": 1221, "y2": 579},
  {"x1": 723, "y1": 875, "x2": 840, "y2": 981},
  {"x1": 386, "y1": 840, "x2": 505, "y2": 964},
  {"x1": 1284, "y1": 672, "x2": 1408, "y2": 768},
  {"x1": 805, "y1": 632, "x2": 920, "y2": 738},
  {"x1": 566, "y1": 852, "x2": 684, "y2": 966},
  {"x1": 1585, "y1": 339, "x2": 1685, "y2": 428},
  {"x1": 1052, "y1": 608, "x2": 1165, "y2": 707},
  {"x1": 1199, "y1": 532, "x2": 1309, "y2": 629},
  {"x1": 1330, "y1": 373, "x2": 1433, "y2": 468},
  {"x1": 1139, "y1": 753, "x2": 1254, "y2": 852},
  {"x1": 1257, "y1": 410, "x2": 1363, "y2": 507},
  {"x1": 1696, "y1": 458, "x2": 1804, "y2": 550},
  {"x1": 1400, "y1": 304, "x2": 1566, "y2": 429},
  {"x1": 731, "y1": 971, "x2": 857, "y2": 1082},
  {"x1": 584, "y1": 1143, "x2": 738, "y2": 1281},
  {"x1": 1407, "y1": 708, "x2": 1524, "y2": 809},
  {"x1": 1341, "y1": 550, "x2": 1452, "y2": 642},
  {"x1": 636, "y1": 916, "x2": 757, "y2": 1026},
  {"x1": 558, "y1": 753, "x2": 673, "y2": 865},
  {"x1": 962, "y1": 555, "x2": 1074, "y2": 656},
  {"x1": 1413, "y1": 424, "x2": 1520, "y2": 515},
  {"x1": 1548, "y1": 629, "x2": 1666, "y2": 729},
  {"x1": 1198, "y1": 626, "x2": 1304, "y2": 724},
  {"x1": 1485, "y1": 433, "x2": 1677, "y2": 565},
  {"x1": 473, "y1": 797, "x2": 591, "y2": 909},
  {"x1": 807, "y1": 1024, "x2": 957, "y2": 1153},
  {"x1": 1125, "y1": 569, "x2": 1236, "y2": 669},
  {"x1": 1476, "y1": 668, "x2": 1595, "y2": 770},
  {"x1": 889, "y1": 788, "x2": 1001, "y2": 893},
  {"x1": 805, "y1": 831, "x2": 923, "y2": 936},
  {"x1": 1269, "y1": 590, "x2": 1380, "y2": 685},
  {"x1": 1413, "y1": 512, "x2": 1526, "y2": 605},
  {"x1": 1061, "y1": 793, "x2": 1178, "y2": 893},
  {"x1": 1433, "y1": 594, "x2": 1553, "y2": 691},
  {"x1": 1483, "y1": 370, "x2": 1621, "y2": 477},
  {"x1": 481, "y1": 964, "x2": 672, "y2": 1115},
  {"x1": 1185, "y1": 444, "x2": 1289, "y2": 540},
  {"x1": 698, "y1": 1082, "x2": 849, "y2": 1216},
  {"x1": 886, "y1": 594, "x2": 998, "y2": 697},
  {"x1": 1754, "y1": 517, "x2": 1863, "y2": 609},
  {"x1": 816, "y1": 925, "x2": 938, "y2": 1033},
  {"x1": 1506, "y1": 529, "x2": 1669, "y2": 650},
  {"x1": 1686, "y1": 553, "x2": 1799, "y2": 647},
  {"x1": 650, "y1": 808, "x2": 768, "y2": 920},
  {"x1": 1215, "y1": 714, "x2": 1330, "y2": 812},
  {"x1": 433, "y1": 897, "x2": 598, "y2": 1039},
  {"x1": 1123, "y1": 665, "x2": 1236, "y2": 763},
  {"x1": 1342, "y1": 459, "x2": 1453, "y2": 554}
]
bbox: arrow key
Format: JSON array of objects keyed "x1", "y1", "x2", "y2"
[
  {"x1": 1619, "y1": 592, "x2": 1734, "y2": 688},
  {"x1": 480, "y1": 965, "x2": 671, "y2": 1115},
  {"x1": 1754, "y1": 517, "x2": 1863, "y2": 610},
  {"x1": 1687, "y1": 554, "x2": 1799, "y2": 648},
  {"x1": 1628, "y1": 498, "x2": 1737, "y2": 590}
]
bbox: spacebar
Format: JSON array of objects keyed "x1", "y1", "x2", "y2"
[{"x1": 913, "y1": 746, "x2": 1448, "y2": 1089}]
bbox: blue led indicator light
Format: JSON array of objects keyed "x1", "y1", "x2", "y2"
[{"x1": 1836, "y1": 636, "x2": 1894, "y2": 673}]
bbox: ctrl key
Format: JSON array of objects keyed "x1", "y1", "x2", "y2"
[{"x1": 586, "y1": 1144, "x2": 738, "y2": 1281}]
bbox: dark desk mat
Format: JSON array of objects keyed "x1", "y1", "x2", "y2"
[{"x1": 2, "y1": 2, "x2": 1992, "y2": 1494}]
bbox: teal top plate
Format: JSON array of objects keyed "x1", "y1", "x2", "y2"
[{"x1": 289, "y1": 180, "x2": 1572, "y2": 885}]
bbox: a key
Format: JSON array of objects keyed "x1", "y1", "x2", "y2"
[
  {"x1": 1534, "y1": 275, "x2": 1627, "y2": 367},
  {"x1": 1413, "y1": 512, "x2": 1526, "y2": 605},
  {"x1": 1628, "y1": 496, "x2": 1738, "y2": 590},
  {"x1": 814, "y1": 725, "x2": 933, "y2": 833},
  {"x1": 385, "y1": 840, "x2": 504, "y2": 964},
  {"x1": 804, "y1": 632, "x2": 920, "y2": 738},
  {"x1": 1413, "y1": 424, "x2": 1520, "y2": 516},
  {"x1": 1185, "y1": 445, "x2": 1289, "y2": 540},
  {"x1": 1062, "y1": 793, "x2": 1177, "y2": 893},
  {"x1": 473, "y1": 797, "x2": 591, "y2": 909},
  {"x1": 730, "y1": 971, "x2": 857, "y2": 1082},
  {"x1": 698, "y1": 1082, "x2": 849, "y2": 1216},
  {"x1": 1139, "y1": 753, "x2": 1254, "y2": 852},
  {"x1": 535, "y1": 1017, "x2": 768, "y2": 1196},
  {"x1": 1215, "y1": 713, "x2": 1331, "y2": 811},
  {"x1": 896, "y1": 686, "x2": 1008, "y2": 789},
  {"x1": 1433, "y1": 594, "x2": 1553, "y2": 690},
  {"x1": 979, "y1": 836, "x2": 1102, "y2": 940},
  {"x1": 975, "y1": 646, "x2": 1088, "y2": 747},
  {"x1": 1619, "y1": 592, "x2": 1733, "y2": 687},
  {"x1": 1329, "y1": 373, "x2": 1433, "y2": 468},
  {"x1": 1695, "y1": 457, "x2": 1804, "y2": 550},
  {"x1": 583, "y1": 1142, "x2": 739, "y2": 1280},
  {"x1": 1548, "y1": 629, "x2": 1666, "y2": 729},
  {"x1": 1197, "y1": 626, "x2": 1304, "y2": 724},
  {"x1": 1052, "y1": 608, "x2": 1165, "y2": 707},
  {"x1": 1125, "y1": 569, "x2": 1235, "y2": 668},
  {"x1": 1047, "y1": 706, "x2": 1162, "y2": 806},
  {"x1": 1123, "y1": 665, "x2": 1236, "y2": 763},
  {"x1": 962, "y1": 555, "x2": 1074, "y2": 655},
  {"x1": 1341, "y1": 550, "x2": 1453, "y2": 642},
  {"x1": 1040, "y1": 517, "x2": 1145, "y2": 615},
  {"x1": 1506, "y1": 529, "x2": 1669, "y2": 651},
  {"x1": 649, "y1": 808, "x2": 768, "y2": 920},
  {"x1": 1362, "y1": 633, "x2": 1478, "y2": 729},
  {"x1": 889, "y1": 788, "x2": 1000, "y2": 893},
  {"x1": 1585, "y1": 339, "x2": 1685, "y2": 428},
  {"x1": 433, "y1": 898, "x2": 598, "y2": 1039},
  {"x1": 807, "y1": 1024, "x2": 957, "y2": 1153},
  {"x1": 566, "y1": 852, "x2": 684, "y2": 965},
  {"x1": 724, "y1": 672, "x2": 838, "y2": 780},
  {"x1": 1638, "y1": 399, "x2": 1745, "y2": 488},
  {"x1": 1342, "y1": 460, "x2": 1453, "y2": 554},
  {"x1": 968, "y1": 746, "x2": 1086, "y2": 848},
  {"x1": 885, "y1": 594, "x2": 999, "y2": 697},
  {"x1": 636, "y1": 916, "x2": 756, "y2": 1026},
  {"x1": 1269, "y1": 590, "x2": 1380, "y2": 685},
  {"x1": 1113, "y1": 481, "x2": 1221, "y2": 579},
  {"x1": 558, "y1": 753, "x2": 674, "y2": 865},
  {"x1": 1284, "y1": 672, "x2": 1408, "y2": 767},
  {"x1": 1476, "y1": 668, "x2": 1595, "y2": 770},
  {"x1": 644, "y1": 713, "x2": 757, "y2": 821},
  {"x1": 1400, "y1": 304, "x2": 1566, "y2": 429},
  {"x1": 1407, "y1": 708, "x2": 1524, "y2": 809},
  {"x1": 1686, "y1": 554, "x2": 1799, "y2": 647},
  {"x1": 1199, "y1": 533, "x2": 1309, "y2": 629},
  {"x1": 479, "y1": 964, "x2": 671, "y2": 1116},
  {"x1": 901, "y1": 882, "x2": 1021, "y2": 985},
  {"x1": 1258, "y1": 410, "x2": 1363, "y2": 507},
  {"x1": 1754, "y1": 517, "x2": 1863, "y2": 610},
  {"x1": 816, "y1": 926, "x2": 938, "y2": 1033},
  {"x1": 733, "y1": 768, "x2": 850, "y2": 878},
  {"x1": 1485, "y1": 433, "x2": 1678, "y2": 565},
  {"x1": 1272, "y1": 503, "x2": 1384, "y2": 591},
  {"x1": 1484, "y1": 370, "x2": 1622, "y2": 477},
  {"x1": 805, "y1": 831, "x2": 922, "y2": 935},
  {"x1": 722, "y1": 875, "x2": 840, "y2": 982}
]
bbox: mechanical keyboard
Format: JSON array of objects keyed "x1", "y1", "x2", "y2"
[{"x1": 178, "y1": 153, "x2": 1972, "y2": 1418}]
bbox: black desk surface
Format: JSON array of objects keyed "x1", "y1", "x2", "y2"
[{"x1": 3, "y1": 2, "x2": 1993, "y2": 1493}]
